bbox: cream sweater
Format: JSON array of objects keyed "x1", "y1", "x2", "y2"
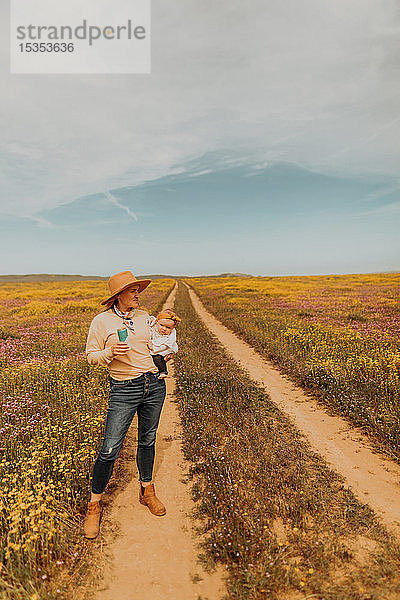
[{"x1": 85, "y1": 308, "x2": 158, "y2": 381}]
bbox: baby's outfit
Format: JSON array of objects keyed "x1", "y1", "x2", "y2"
[{"x1": 147, "y1": 316, "x2": 178, "y2": 377}]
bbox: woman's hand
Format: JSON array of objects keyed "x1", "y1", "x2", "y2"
[
  {"x1": 164, "y1": 353, "x2": 174, "y2": 362},
  {"x1": 111, "y1": 342, "x2": 130, "y2": 356}
]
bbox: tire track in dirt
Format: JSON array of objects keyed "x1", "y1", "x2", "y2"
[
  {"x1": 186, "y1": 283, "x2": 400, "y2": 538},
  {"x1": 93, "y1": 284, "x2": 226, "y2": 600}
]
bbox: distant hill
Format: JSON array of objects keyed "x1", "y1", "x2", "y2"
[
  {"x1": 214, "y1": 273, "x2": 252, "y2": 278},
  {"x1": 183, "y1": 273, "x2": 252, "y2": 278}
]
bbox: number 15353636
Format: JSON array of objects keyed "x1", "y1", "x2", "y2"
[{"x1": 19, "y1": 42, "x2": 74, "y2": 52}]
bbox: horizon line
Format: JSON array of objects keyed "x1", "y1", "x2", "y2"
[{"x1": 0, "y1": 270, "x2": 399, "y2": 280}]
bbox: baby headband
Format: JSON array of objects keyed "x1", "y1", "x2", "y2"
[{"x1": 157, "y1": 311, "x2": 182, "y2": 323}]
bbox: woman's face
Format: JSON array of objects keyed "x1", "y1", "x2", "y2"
[{"x1": 116, "y1": 284, "x2": 141, "y2": 311}]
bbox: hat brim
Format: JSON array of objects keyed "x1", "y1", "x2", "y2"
[{"x1": 101, "y1": 279, "x2": 151, "y2": 306}]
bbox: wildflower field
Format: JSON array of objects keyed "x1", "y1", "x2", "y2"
[
  {"x1": 0, "y1": 278, "x2": 174, "y2": 600},
  {"x1": 2, "y1": 272, "x2": 399, "y2": 600},
  {"x1": 185, "y1": 273, "x2": 400, "y2": 458},
  {"x1": 173, "y1": 281, "x2": 400, "y2": 600}
]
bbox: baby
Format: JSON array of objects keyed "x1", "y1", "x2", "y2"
[{"x1": 147, "y1": 309, "x2": 181, "y2": 378}]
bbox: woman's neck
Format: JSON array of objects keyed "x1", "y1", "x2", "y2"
[{"x1": 116, "y1": 301, "x2": 136, "y2": 314}]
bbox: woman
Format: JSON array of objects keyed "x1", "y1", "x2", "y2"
[{"x1": 83, "y1": 270, "x2": 170, "y2": 539}]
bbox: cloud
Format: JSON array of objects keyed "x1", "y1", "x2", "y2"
[
  {"x1": 25, "y1": 215, "x2": 54, "y2": 228},
  {"x1": 1, "y1": 0, "x2": 399, "y2": 215},
  {"x1": 104, "y1": 191, "x2": 138, "y2": 221},
  {"x1": 363, "y1": 116, "x2": 400, "y2": 144},
  {"x1": 365, "y1": 182, "x2": 400, "y2": 202},
  {"x1": 6, "y1": 142, "x2": 43, "y2": 160},
  {"x1": 359, "y1": 200, "x2": 400, "y2": 217}
]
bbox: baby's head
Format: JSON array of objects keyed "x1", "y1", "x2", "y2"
[{"x1": 155, "y1": 310, "x2": 181, "y2": 334}]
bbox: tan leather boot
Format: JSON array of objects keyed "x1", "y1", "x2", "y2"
[
  {"x1": 83, "y1": 500, "x2": 102, "y2": 539},
  {"x1": 139, "y1": 483, "x2": 166, "y2": 516}
]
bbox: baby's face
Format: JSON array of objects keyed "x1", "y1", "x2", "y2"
[{"x1": 156, "y1": 318, "x2": 175, "y2": 335}]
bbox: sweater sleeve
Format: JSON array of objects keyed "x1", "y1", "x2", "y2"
[{"x1": 85, "y1": 317, "x2": 114, "y2": 366}]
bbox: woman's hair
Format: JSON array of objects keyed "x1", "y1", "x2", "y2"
[{"x1": 102, "y1": 296, "x2": 119, "y2": 312}]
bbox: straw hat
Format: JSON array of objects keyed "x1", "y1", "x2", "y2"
[{"x1": 101, "y1": 271, "x2": 151, "y2": 306}]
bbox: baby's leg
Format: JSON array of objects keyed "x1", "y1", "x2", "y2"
[{"x1": 152, "y1": 354, "x2": 168, "y2": 377}]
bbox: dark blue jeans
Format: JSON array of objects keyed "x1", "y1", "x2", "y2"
[{"x1": 91, "y1": 372, "x2": 166, "y2": 494}]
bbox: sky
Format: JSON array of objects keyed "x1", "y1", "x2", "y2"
[{"x1": 1, "y1": 0, "x2": 399, "y2": 276}]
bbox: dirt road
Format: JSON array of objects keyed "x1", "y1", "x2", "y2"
[
  {"x1": 93, "y1": 286, "x2": 225, "y2": 600},
  {"x1": 186, "y1": 283, "x2": 400, "y2": 538}
]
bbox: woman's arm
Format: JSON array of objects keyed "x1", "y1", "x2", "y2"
[{"x1": 85, "y1": 319, "x2": 114, "y2": 366}]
